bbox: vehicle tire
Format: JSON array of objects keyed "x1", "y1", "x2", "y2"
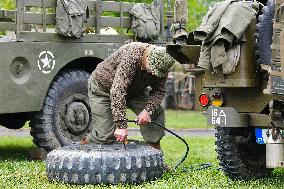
[
  {"x1": 46, "y1": 141, "x2": 165, "y2": 184},
  {"x1": 30, "y1": 70, "x2": 92, "y2": 151},
  {"x1": 0, "y1": 114, "x2": 27, "y2": 129},
  {"x1": 215, "y1": 127, "x2": 272, "y2": 180},
  {"x1": 255, "y1": 0, "x2": 275, "y2": 65}
]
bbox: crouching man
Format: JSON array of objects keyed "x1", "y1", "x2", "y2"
[{"x1": 82, "y1": 42, "x2": 176, "y2": 150}]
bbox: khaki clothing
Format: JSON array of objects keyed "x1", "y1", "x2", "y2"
[
  {"x1": 172, "y1": 0, "x2": 188, "y2": 39},
  {"x1": 91, "y1": 42, "x2": 166, "y2": 129},
  {"x1": 87, "y1": 79, "x2": 165, "y2": 144},
  {"x1": 194, "y1": 0, "x2": 257, "y2": 74},
  {"x1": 194, "y1": 0, "x2": 235, "y2": 40}
]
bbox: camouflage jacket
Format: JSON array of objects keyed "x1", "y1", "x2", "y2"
[{"x1": 90, "y1": 42, "x2": 166, "y2": 129}]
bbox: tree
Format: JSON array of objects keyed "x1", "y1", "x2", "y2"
[{"x1": 187, "y1": 0, "x2": 215, "y2": 31}]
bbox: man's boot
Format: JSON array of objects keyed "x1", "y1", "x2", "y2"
[
  {"x1": 148, "y1": 141, "x2": 171, "y2": 172},
  {"x1": 148, "y1": 141, "x2": 161, "y2": 150},
  {"x1": 28, "y1": 147, "x2": 47, "y2": 161}
]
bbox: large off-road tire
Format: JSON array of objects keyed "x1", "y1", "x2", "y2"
[
  {"x1": 255, "y1": 0, "x2": 275, "y2": 65},
  {"x1": 46, "y1": 141, "x2": 165, "y2": 184},
  {"x1": 216, "y1": 127, "x2": 271, "y2": 180},
  {"x1": 30, "y1": 70, "x2": 92, "y2": 151}
]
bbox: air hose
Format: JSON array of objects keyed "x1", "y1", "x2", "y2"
[{"x1": 127, "y1": 120, "x2": 189, "y2": 170}]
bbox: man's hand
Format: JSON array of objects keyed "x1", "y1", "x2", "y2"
[
  {"x1": 114, "y1": 128, "x2": 128, "y2": 142},
  {"x1": 137, "y1": 109, "x2": 151, "y2": 126}
]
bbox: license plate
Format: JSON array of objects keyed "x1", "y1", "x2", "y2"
[
  {"x1": 209, "y1": 107, "x2": 227, "y2": 126},
  {"x1": 207, "y1": 106, "x2": 248, "y2": 127}
]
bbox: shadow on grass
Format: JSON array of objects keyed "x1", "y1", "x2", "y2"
[
  {"x1": 0, "y1": 145, "x2": 36, "y2": 161},
  {"x1": 218, "y1": 169, "x2": 284, "y2": 186},
  {"x1": 264, "y1": 169, "x2": 284, "y2": 182}
]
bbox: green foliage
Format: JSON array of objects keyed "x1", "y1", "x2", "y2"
[
  {"x1": 0, "y1": 0, "x2": 15, "y2": 34},
  {"x1": 188, "y1": 0, "x2": 215, "y2": 31},
  {"x1": 0, "y1": 0, "x2": 15, "y2": 10}
]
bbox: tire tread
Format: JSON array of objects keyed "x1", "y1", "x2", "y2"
[{"x1": 30, "y1": 70, "x2": 90, "y2": 151}]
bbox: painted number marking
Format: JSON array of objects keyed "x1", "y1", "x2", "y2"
[
  {"x1": 85, "y1": 50, "x2": 94, "y2": 56},
  {"x1": 211, "y1": 109, "x2": 227, "y2": 125}
]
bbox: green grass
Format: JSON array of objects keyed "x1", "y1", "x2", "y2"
[
  {"x1": 1, "y1": 136, "x2": 284, "y2": 188},
  {"x1": 127, "y1": 109, "x2": 209, "y2": 129},
  {"x1": 2, "y1": 110, "x2": 209, "y2": 130}
]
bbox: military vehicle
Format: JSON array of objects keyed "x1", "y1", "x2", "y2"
[
  {"x1": 168, "y1": 0, "x2": 284, "y2": 180},
  {"x1": 0, "y1": 0, "x2": 172, "y2": 151}
]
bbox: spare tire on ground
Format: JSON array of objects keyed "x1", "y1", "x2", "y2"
[{"x1": 46, "y1": 141, "x2": 165, "y2": 185}]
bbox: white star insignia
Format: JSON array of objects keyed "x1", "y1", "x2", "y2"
[{"x1": 41, "y1": 54, "x2": 52, "y2": 68}]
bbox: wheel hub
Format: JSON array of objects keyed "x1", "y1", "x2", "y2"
[{"x1": 65, "y1": 102, "x2": 89, "y2": 134}]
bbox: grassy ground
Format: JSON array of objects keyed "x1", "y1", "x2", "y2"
[
  {"x1": 1, "y1": 136, "x2": 284, "y2": 188},
  {"x1": 2, "y1": 110, "x2": 209, "y2": 130},
  {"x1": 127, "y1": 109, "x2": 209, "y2": 129}
]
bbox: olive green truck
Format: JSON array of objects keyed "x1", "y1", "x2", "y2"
[
  {"x1": 168, "y1": 0, "x2": 284, "y2": 180},
  {"x1": 0, "y1": 0, "x2": 171, "y2": 151}
]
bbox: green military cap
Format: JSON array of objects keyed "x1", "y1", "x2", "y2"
[{"x1": 147, "y1": 46, "x2": 176, "y2": 78}]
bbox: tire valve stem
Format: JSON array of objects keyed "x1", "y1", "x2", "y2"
[{"x1": 123, "y1": 139, "x2": 128, "y2": 150}]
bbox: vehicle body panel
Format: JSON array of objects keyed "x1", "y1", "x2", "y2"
[{"x1": 0, "y1": 41, "x2": 127, "y2": 114}]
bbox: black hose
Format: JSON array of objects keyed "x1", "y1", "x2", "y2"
[{"x1": 127, "y1": 120, "x2": 189, "y2": 170}]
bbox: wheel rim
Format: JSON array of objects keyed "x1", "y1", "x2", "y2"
[
  {"x1": 58, "y1": 93, "x2": 92, "y2": 143},
  {"x1": 65, "y1": 102, "x2": 89, "y2": 134}
]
